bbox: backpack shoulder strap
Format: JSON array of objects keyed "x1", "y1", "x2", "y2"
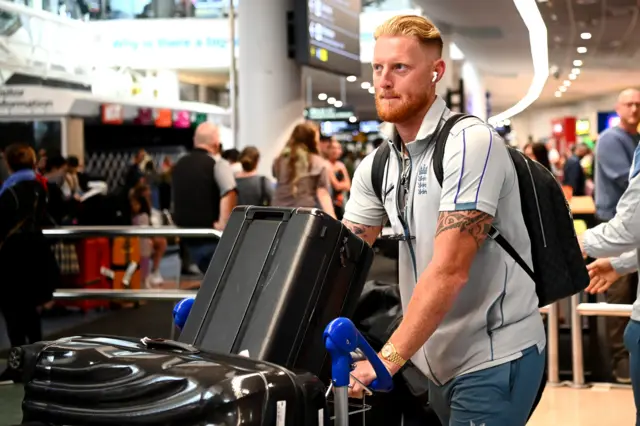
[
  {"x1": 432, "y1": 113, "x2": 477, "y2": 187},
  {"x1": 371, "y1": 142, "x2": 390, "y2": 203}
]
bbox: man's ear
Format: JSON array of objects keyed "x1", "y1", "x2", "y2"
[{"x1": 433, "y1": 59, "x2": 446, "y2": 83}]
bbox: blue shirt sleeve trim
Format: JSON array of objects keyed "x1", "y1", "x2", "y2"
[{"x1": 475, "y1": 127, "x2": 493, "y2": 204}]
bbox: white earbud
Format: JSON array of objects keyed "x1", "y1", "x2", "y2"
[{"x1": 432, "y1": 72, "x2": 438, "y2": 83}]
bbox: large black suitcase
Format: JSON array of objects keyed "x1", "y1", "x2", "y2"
[
  {"x1": 179, "y1": 206, "x2": 374, "y2": 380},
  {"x1": 10, "y1": 336, "x2": 328, "y2": 426}
]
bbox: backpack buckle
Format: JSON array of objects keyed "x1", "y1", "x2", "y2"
[{"x1": 488, "y1": 228, "x2": 500, "y2": 240}]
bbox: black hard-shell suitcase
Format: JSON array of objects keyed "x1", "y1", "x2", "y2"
[
  {"x1": 179, "y1": 206, "x2": 374, "y2": 379},
  {"x1": 9, "y1": 336, "x2": 328, "y2": 426}
]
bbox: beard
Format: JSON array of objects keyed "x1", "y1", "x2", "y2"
[{"x1": 375, "y1": 89, "x2": 431, "y2": 123}]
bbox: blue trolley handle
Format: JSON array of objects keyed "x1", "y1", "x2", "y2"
[
  {"x1": 323, "y1": 317, "x2": 394, "y2": 392},
  {"x1": 173, "y1": 297, "x2": 195, "y2": 330}
]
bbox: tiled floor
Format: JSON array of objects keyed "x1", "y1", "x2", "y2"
[
  {"x1": 1, "y1": 383, "x2": 634, "y2": 425},
  {"x1": 529, "y1": 385, "x2": 635, "y2": 425}
]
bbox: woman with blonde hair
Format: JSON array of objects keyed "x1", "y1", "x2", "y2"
[{"x1": 272, "y1": 122, "x2": 336, "y2": 218}]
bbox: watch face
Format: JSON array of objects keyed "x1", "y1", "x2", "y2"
[{"x1": 381, "y1": 344, "x2": 392, "y2": 358}]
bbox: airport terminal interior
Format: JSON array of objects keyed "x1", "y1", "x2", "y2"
[{"x1": 1, "y1": 0, "x2": 640, "y2": 424}]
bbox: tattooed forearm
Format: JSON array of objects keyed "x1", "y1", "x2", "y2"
[
  {"x1": 435, "y1": 211, "x2": 493, "y2": 248},
  {"x1": 342, "y1": 219, "x2": 382, "y2": 246}
]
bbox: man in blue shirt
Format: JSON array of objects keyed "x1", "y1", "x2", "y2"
[
  {"x1": 594, "y1": 88, "x2": 640, "y2": 383},
  {"x1": 563, "y1": 143, "x2": 589, "y2": 196}
]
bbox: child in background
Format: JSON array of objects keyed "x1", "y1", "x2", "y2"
[{"x1": 130, "y1": 184, "x2": 166, "y2": 287}]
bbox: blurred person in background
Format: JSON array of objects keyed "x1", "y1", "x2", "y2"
[
  {"x1": 158, "y1": 156, "x2": 173, "y2": 211},
  {"x1": 0, "y1": 144, "x2": 58, "y2": 365},
  {"x1": 327, "y1": 139, "x2": 351, "y2": 220},
  {"x1": 43, "y1": 155, "x2": 70, "y2": 225},
  {"x1": 563, "y1": 143, "x2": 589, "y2": 197},
  {"x1": 36, "y1": 148, "x2": 47, "y2": 174},
  {"x1": 272, "y1": 122, "x2": 336, "y2": 218},
  {"x1": 594, "y1": 88, "x2": 640, "y2": 384},
  {"x1": 319, "y1": 134, "x2": 333, "y2": 159},
  {"x1": 546, "y1": 140, "x2": 562, "y2": 179},
  {"x1": 130, "y1": 183, "x2": 167, "y2": 287},
  {"x1": 172, "y1": 122, "x2": 237, "y2": 275},
  {"x1": 523, "y1": 142, "x2": 552, "y2": 172},
  {"x1": 0, "y1": 148, "x2": 10, "y2": 184},
  {"x1": 65, "y1": 156, "x2": 87, "y2": 195},
  {"x1": 222, "y1": 148, "x2": 242, "y2": 174},
  {"x1": 124, "y1": 149, "x2": 147, "y2": 193},
  {"x1": 235, "y1": 146, "x2": 273, "y2": 206}
]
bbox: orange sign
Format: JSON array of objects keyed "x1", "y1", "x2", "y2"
[{"x1": 155, "y1": 109, "x2": 172, "y2": 128}]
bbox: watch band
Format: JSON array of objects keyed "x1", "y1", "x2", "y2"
[{"x1": 381, "y1": 342, "x2": 406, "y2": 367}]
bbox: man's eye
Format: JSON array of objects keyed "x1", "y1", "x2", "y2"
[{"x1": 394, "y1": 64, "x2": 406, "y2": 71}]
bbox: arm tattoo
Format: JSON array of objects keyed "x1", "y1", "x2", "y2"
[
  {"x1": 435, "y1": 211, "x2": 493, "y2": 248},
  {"x1": 342, "y1": 219, "x2": 382, "y2": 246}
]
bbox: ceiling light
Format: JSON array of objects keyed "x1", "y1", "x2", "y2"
[
  {"x1": 348, "y1": 116, "x2": 357, "y2": 123},
  {"x1": 334, "y1": 100, "x2": 343, "y2": 108},
  {"x1": 555, "y1": 91, "x2": 562, "y2": 97},
  {"x1": 580, "y1": 32, "x2": 592, "y2": 40},
  {"x1": 361, "y1": 82, "x2": 371, "y2": 89},
  {"x1": 318, "y1": 93, "x2": 327, "y2": 101},
  {"x1": 573, "y1": 59, "x2": 583, "y2": 67},
  {"x1": 346, "y1": 75, "x2": 357, "y2": 82},
  {"x1": 572, "y1": 68, "x2": 581, "y2": 75},
  {"x1": 577, "y1": 46, "x2": 587, "y2": 54},
  {"x1": 327, "y1": 97, "x2": 336, "y2": 104},
  {"x1": 559, "y1": 86, "x2": 567, "y2": 92},
  {"x1": 368, "y1": 86, "x2": 375, "y2": 94},
  {"x1": 563, "y1": 80, "x2": 571, "y2": 86},
  {"x1": 551, "y1": 13, "x2": 557, "y2": 21},
  {"x1": 569, "y1": 73, "x2": 577, "y2": 80},
  {"x1": 488, "y1": 0, "x2": 549, "y2": 126}
]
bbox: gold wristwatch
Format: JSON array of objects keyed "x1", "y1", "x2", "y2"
[{"x1": 380, "y1": 342, "x2": 406, "y2": 367}]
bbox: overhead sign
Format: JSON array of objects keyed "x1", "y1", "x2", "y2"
[
  {"x1": 87, "y1": 11, "x2": 421, "y2": 70},
  {"x1": 0, "y1": 87, "x2": 66, "y2": 116},
  {"x1": 305, "y1": 106, "x2": 355, "y2": 121},
  {"x1": 304, "y1": 0, "x2": 362, "y2": 76}
]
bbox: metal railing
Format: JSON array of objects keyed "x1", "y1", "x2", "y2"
[
  {"x1": 53, "y1": 288, "x2": 197, "y2": 301},
  {"x1": 43, "y1": 226, "x2": 222, "y2": 239}
]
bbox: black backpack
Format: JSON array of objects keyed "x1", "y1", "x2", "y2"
[{"x1": 371, "y1": 113, "x2": 589, "y2": 307}]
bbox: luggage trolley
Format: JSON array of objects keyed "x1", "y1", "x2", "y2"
[
  {"x1": 323, "y1": 317, "x2": 394, "y2": 426},
  {"x1": 174, "y1": 300, "x2": 394, "y2": 426}
]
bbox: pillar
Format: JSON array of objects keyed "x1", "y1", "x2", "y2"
[
  {"x1": 65, "y1": 117, "x2": 85, "y2": 166},
  {"x1": 237, "y1": 0, "x2": 304, "y2": 177}
]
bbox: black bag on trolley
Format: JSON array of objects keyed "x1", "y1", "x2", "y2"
[
  {"x1": 8, "y1": 335, "x2": 329, "y2": 426},
  {"x1": 178, "y1": 206, "x2": 374, "y2": 381}
]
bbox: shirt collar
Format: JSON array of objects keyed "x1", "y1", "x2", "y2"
[{"x1": 379, "y1": 95, "x2": 448, "y2": 149}]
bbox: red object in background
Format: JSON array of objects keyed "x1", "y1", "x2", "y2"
[
  {"x1": 102, "y1": 104, "x2": 124, "y2": 125},
  {"x1": 58, "y1": 238, "x2": 111, "y2": 313},
  {"x1": 551, "y1": 116, "x2": 577, "y2": 154},
  {"x1": 134, "y1": 108, "x2": 154, "y2": 125},
  {"x1": 155, "y1": 109, "x2": 173, "y2": 128},
  {"x1": 174, "y1": 110, "x2": 191, "y2": 128}
]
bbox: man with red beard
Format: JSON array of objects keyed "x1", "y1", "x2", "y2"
[{"x1": 341, "y1": 15, "x2": 545, "y2": 426}]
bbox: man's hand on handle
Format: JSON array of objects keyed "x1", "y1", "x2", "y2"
[{"x1": 348, "y1": 357, "x2": 399, "y2": 399}]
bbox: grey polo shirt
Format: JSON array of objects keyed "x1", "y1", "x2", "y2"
[{"x1": 344, "y1": 96, "x2": 545, "y2": 385}]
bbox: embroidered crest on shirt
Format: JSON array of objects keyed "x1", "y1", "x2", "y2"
[{"x1": 417, "y1": 163, "x2": 428, "y2": 195}]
